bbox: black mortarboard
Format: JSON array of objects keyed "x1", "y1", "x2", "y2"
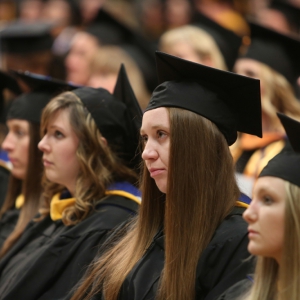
[
  {"x1": 146, "y1": 51, "x2": 262, "y2": 145},
  {"x1": 192, "y1": 12, "x2": 242, "y2": 70},
  {"x1": 0, "y1": 21, "x2": 53, "y2": 54},
  {"x1": 113, "y1": 64, "x2": 143, "y2": 169},
  {"x1": 0, "y1": 70, "x2": 22, "y2": 96},
  {"x1": 7, "y1": 71, "x2": 78, "y2": 123},
  {"x1": 73, "y1": 64, "x2": 142, "y2": 168},
  {"x1": 73, "y1": 85, "x2": 139, "y2": 168},
  {"x1": 86, "y1": 8, "x2": 157, "y2": 92},
  {"x1": 0, "y1": 70, "x2": 22, "y2": 123},
  {"x1": 243, "y1": 22, "x2": 300, "y2": 86},
  {"x1": 270, "y1": 0, "x2": 300, "y2": 33},
  {"x1": 259, "y1": 113, "x2": 300, "y2": 187},
  {"x1": 277, "y1": 112, "x2": 300, "y2": 152}
]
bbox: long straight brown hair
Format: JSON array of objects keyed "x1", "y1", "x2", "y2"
[
  {"x1": 0, "y1": 122, "x2": 44, "y2": 258},
  {"x1": 72, "y1": 108, "x2": 240, "y2": 300}
]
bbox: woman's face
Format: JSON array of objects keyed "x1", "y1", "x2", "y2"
[
  {"x1": 234, "y1": 58, "x2": 264, "y2": 95},
  {"x1": 243, "y1": 176, "x2": 285, "y2": 263},
  {"x1": 141, "y1": 107, "x2": 170, "y2": 193},
  {"x1": 2, "y1": 119, "x2": 30, "y2": 180},
  {"x1": 38, "y1": 109, "x2": 80, "y2": 195},
  {"x1": 163, "y1": 41, "x2": 211, "y2": 66},
  {"x1": 65, "y1": 32, "x2": 99, "y2": 85}
]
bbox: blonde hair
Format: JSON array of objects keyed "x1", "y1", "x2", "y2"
[
  {"x1": 259, "y1": 62, "x2": 300, "y2": 132},
  {"x1": 159, "y1": 25, "x2": 228, "y2": 70},
  {"x1": 89, "y1": 46, "x2": 150, "y2": 110},
  {"x1": 72, "y1": 108, "x2": 240, "y2": 300},
  {"x1": 40, "y1": 91, "x2": 138, "y2": 225},
  {"x1": 245, "y1": 181, "x2": 300, "y2": 300}
]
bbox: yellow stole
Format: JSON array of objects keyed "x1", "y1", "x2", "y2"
[
  {"x1": 50, "y1": 190, "x2": 141, "y2": 221},
  {"x1": 15, "y1": 194, "x2": 24, "y2": 209},
  {"x1": 235, "y1": 201, "x2": 249, "y2": 208},
  {"x1": 231, "y1": 133, "x2": 285, "y2": 178}
]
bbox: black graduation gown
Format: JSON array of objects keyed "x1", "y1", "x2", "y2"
[
  {"x1": 216, "y1": 278, "x2": 253, "y2": 300},
  {"x1": 0, "y1": 165, "x2": 10, "y2": 209},
  {"x1": 115, "y1": 207, "x2": 253, "y2": 300},
  {"x1": 0, "y1": 208, "x2": 19, "y2": 249},
  {"x1": 0, "y1": 194, "x2": 139, "y2": 300}
]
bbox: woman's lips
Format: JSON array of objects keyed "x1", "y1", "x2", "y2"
[
  {"x1": 43, "y1": 159, "x2": 53, "y2": 167},
  {"x1": 8, "y1": 157, "x2": 17, "y2": 164},
  {"x1": 149, "y1": 168, "x2": 165, "y2": 177},
  {"x1": 248, "y1": 228, "x2": 259, "y2": 238}
]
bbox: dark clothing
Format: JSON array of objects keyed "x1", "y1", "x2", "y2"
[
  {"x1": 0, "y1": 208, "x2": 19, "y2": 249},
  {"x1": 0, "y1": 165, "x2": 10, "y2": 209},
  {"x1": 115, "y1": 207, "x2": 253, "y2": 300},
  {"x1": 0, "y1": 164, "x2": 13, "y2": 249},
  {"x1": 0, "y1": 194, "x2": 139, "y2": 300},
  {"x1": 216, "y1": 278, "x2": 253, "y2": 300}
]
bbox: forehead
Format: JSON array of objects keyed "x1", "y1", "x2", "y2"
[
  {"x1": 254, "y1": 176, "x2": 286, "y2": 195},
  {"x1": 141, "y1": 107, "x2": 170, "y2": 130},
  {"x1": 6, "y1": 119, "x2": 30, "y2": 129},
  {"x1": 48, "y1": 108, "x2": 71, "y2": 126}
]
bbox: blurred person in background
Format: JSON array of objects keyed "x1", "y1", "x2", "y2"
[
  {"x1": 159, "y1": 12, "x2": 242, "y2": 71},
  {"x1": 232, "y1": 23, "x2": 300, "y2": 182},
  {"x1": 87, "y1": 46, "x2": 150, "y2": 110}
]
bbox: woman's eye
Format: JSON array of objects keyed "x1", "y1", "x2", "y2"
[
  {"x1": 157, "y1": 130, "x2": 166, "y2": 139},
  {"x1": 54, "y1": 130, "x2": 64, "y2": 139},
  {"x1": 262, "y1": 195, "x2": 273, "y2": 205},
  {"x1": 15, "y1": 129, "x2": 25, "y2": 137},
  {"x1": 141, "y1": 135, "x2": 148, "y2": 144}
]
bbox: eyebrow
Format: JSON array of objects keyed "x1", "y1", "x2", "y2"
[
  {"x1": 140, "y1": 124, "x2": 169, "y2": 134},
  {"x1": 49, "y1": 124, "x2": 65, "y2": 131}
]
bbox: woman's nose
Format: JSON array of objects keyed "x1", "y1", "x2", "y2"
[
  {"x1": 38, "y1": 136, "x2": 49, "y2": 152},
  {"x1": 243, "y1": 202, "x2": 258, "y2": 224},
  {"x1": 142, "y1": 141, "x2": 158, "y2": 161},
  {"x1": 2, "y1": 133, "x2": 14, "y2": 152}
]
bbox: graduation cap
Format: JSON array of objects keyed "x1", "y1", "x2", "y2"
[
  {"x1": 0, "y1": 70, "x2": 22, "y2": 123},
  {"x1": 0, "y1": 70, "x2": 22, "y2": 96},
  {"x1": 243, "y1": 22, "x2": 300, "y2": 86},
  {"x1": 270, "y1": 0, "x2": 300, "y2": 33},
  {"x1": 113, "y1": 64, "x2": 143, "y2": 169},
  {"x1": 10, "y1": 70, "x2": 80, "y2": 92},
  {"x1": 73, "y1": 65, "x2": 142, "y2": 168},
  {"x1": 7, "y1": 71, "x2": 78, "y2": 123},
  {"x1": 259, "y1": 113, "x2": 300, "y2": 187},
  {"x1": 85, "y1": 8, "x2": 157, "y2": 92},
  {"x1": 192, "y1": 12, "x2": 242, "y2": 70},
  {"x1": 146, "y1": 51, "x2": 262, "y2": 146},
  {"x1": 0, "y1": 21, "x2": 54, "y2": 54},
  {"x1": 277, "y1": 112, "x2": 300, "y2": 152}
]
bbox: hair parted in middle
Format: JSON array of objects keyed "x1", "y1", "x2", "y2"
[
  {"x1": 72, "y1": 107, "x2": 240, "y2": 300},
  {"x1": 0, "y1": 122, "x2": 43, "y2": 258},
  {"x1": 39, "y1": 91, "x2": 138, "y2": 226}
]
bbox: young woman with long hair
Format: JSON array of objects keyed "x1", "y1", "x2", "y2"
[
  {"x1": 0, "y1": 71, "x2": 74, "y2": 257},
  {"x1": 0, "y1": 70, "x2": 22, "y2": 209},
  {"x1": 0, "y1": 66, "x2": 142, "y2": 300},
  {"x1": 71, "y1": 51, "x2": 262, "y2": 300},
  {"x1": 232, "y1": 23, "x2": 300, "y2": 179},
  {"x1": 218, "y1": 113, "x2": 300, "y2": 300}
]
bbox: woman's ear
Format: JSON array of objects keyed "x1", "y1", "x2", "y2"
[{"x1": 101, "y1": 136, "x2": 108, "y2": 146}]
